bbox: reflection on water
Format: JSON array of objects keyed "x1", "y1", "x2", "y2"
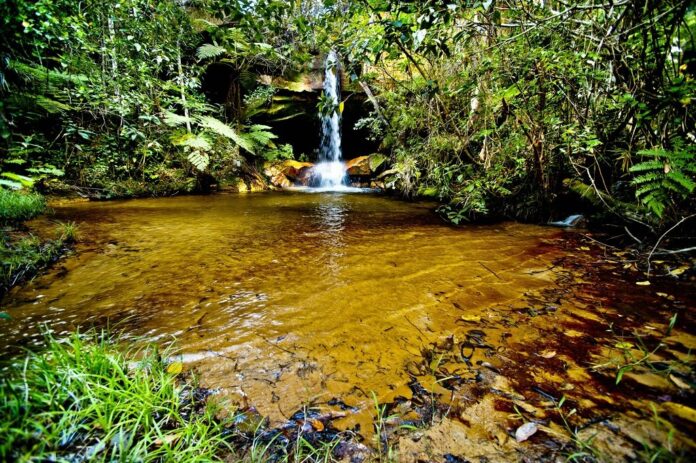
[
  {"x1": 1, "y1": 192, "x2": 565, "y2": 427},
  {"x1": 314, "y1": 196, "x2": 349, "y2": 276}
]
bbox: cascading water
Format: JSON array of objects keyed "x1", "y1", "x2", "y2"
[{"x1": 313, "y1": 50, "x2": 346, "y2": 189}]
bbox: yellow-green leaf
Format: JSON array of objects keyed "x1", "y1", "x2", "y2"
[{"x1": 167, "y1": 362, "x2": 183, "y2": 375}]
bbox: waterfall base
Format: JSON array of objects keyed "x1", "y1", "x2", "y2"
[{"x1": 313, "y1": 161, "x2": 347, "y2": 189}]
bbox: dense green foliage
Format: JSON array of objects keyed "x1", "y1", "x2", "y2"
[
  {"x1": 1, "y1": 0, "x2": 694, "y2": 233},
  {"x1": 0, "y1": 0, "x2": 290, "y2": 198},
  {"x1": 332, "y1": 1, "x2": 696, "y2": 229},
  {"x1": 0, "y1": 333, "x2": 230, "y2": 462}
]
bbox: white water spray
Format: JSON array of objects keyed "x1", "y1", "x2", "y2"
[{"x1": 314, "y1": 50, "x2": 346, "y2": 189}]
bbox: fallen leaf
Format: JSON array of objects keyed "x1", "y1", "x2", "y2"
[
  {"x1": 166, "y1": 362, "x2": 183, "y2": 375},
  {"x1": 460, "y1": 314, "x2": 481, "y2": 323},
  {"x1": 636, "y1": 281, "x2": 651, "y2": 286},
  {"x1": 669, "y1": 266, "x2": 689, "y2": 277},
  {"x1": 539, "y1": 350, "x2": 557, "y2": 359},
  {"x1": 662, "y1": 402, "x2": 696, "y2": 424},
  {"x1": 579, "y1": 246, "x2": 590, "y2": 251},
  {"x1": 154, "y1": 434, "x2": 180, "y2": 447},
  {"x1": 310, "y1": 419, "x2": 324, "y2": 431},
  {"x1": 670, "y1": 374, "x2": 692, "y2": 390},
  {"x1": 615, "y1": 342, "x2": 633, "y2": 349},
  {"x1": 656, "y1": 292, "x2": 669, "y2": 298},
  {"x1": 515, "y1": 422, "x2": 538, "y2": 442}
]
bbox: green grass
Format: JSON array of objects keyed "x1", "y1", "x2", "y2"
[
  {"x1": 0, "y1": 332, "x2": 231, "y2": 462},
  {"x1": 0, "y1": 188, "x2": 46, "y2": 224},
  {"x1": 0, "y1": 228, "x2": 68, "y2": 297}
]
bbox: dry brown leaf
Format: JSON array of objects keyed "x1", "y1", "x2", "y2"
[
  {"x1": 670, "y1": 374, "x2": 691, "y2": 390},
  {"x1": 310, "y1": 419, "x2": 325, "y2": 431}
]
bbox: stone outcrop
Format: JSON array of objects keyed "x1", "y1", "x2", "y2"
[
  {"x1": 263, "y1": 154, "x2": 390, "y2": 189},
  {"x1": 345, "y1": 154, "x2": 387, "y2": 177},
  {"x1": 264, "y1": 160, "x2": 315, "y2": 188}
]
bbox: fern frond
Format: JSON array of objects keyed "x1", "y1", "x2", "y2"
[
  {"x1": 635, "y1": 183, "x2": 661, "y2": 197},
  {"x1": 246, "y1": 126, "x2": 277, "y2": 147},
  {"x1": 35, "y1": 95, "x2": 72, "y2": 113},
  {"x1": 196, "y1": 44, "x2": 227, "y2": 60},
  {"x1": 198, "y1": 116, "x2": 256, "y2": 153},
  {"x1": 249, "y1": 124, "x2": 273, "y2": 132},
  {"x1": 637, "y1": 149, "x2": 670, "y2": 159},
  {"x1": 187, "y1": 150, "x2": 210, "y2": 171},
  {"x1": 10, "y1": 61, "x2": 88, "y2": 85},
  {"x1": 172, "y1": 133, "x2": 211, "y2": 151},
  {"x1": 629, "y1": 160, "x2": 663, "y2": 173},
  {"x1": 163, "y1": 112, "x2": 193, "y2": 127},
  {"x1": 632, "y1": 172, "x2": 661, "y2": 184},
  {"x1": 663, "y1": 171, "x2": 696, "y2": 193}
]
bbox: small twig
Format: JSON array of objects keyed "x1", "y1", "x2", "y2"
[
  {"x1": 581, "y1": 234, "x2": 619, "y2": 250},
  {"x1": 258, "y1": 335, "x2": 296, "y2": 355},
  {"x1": 479, "y1": 262, "x2": 503, "y2": 280},
  {"x1": 652, "y1": 246, "x2": 696, "y2": 256},
  {"x1": 624, "y1": 226, "x2": 642, "y2": 245},
  {"x1": 404, "y1": 316, "x2": 425, "y2": 338},
  {"x1": 647, "y1": 214, "x2": 696, "y2": 277}
]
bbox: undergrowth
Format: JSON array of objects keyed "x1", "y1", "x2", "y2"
[
  {"x1": 0, "y1": 221, "x2": 76, "y2": 297},
  {"x1": 0, "y1": 189, "x2": 46, "y2": 224},
  {"x1": 0, "y1": 332, "x2": 349, "y2": 463},
  {"x1": 0, "y1": 332, "x2": 230, "y2": 462}
]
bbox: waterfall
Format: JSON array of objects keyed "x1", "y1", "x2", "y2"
[{"x1": 314, "y1": 50, "x2": 346, "y2": 188}]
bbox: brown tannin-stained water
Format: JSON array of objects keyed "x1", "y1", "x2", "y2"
[
  {"x1": 1, "y1": 194, "x2": 561, "y2": 408},
  {"x1": 2, "y1": 192, "x2": 695, "y2": 461}
]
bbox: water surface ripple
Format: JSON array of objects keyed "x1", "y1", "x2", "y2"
[{"x1": 1, "y1": 192, "x2": 564, "y2": 424}]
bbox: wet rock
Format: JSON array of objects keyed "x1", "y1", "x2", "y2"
[
  {"x1": 334, "y1": 441, "x2": 372, "y2": 463},
  {"x1": 346, "y1": 156, "x2": 371, "y2": 176},
  {"x1": 235, "y1": 177, "x2": 267, "y2": 193},
  {"x1": 548, "y1": 214, "x2": 586, "y2": 228},
  {"x1": 515, "y1": 422, "x2": 538, "y2": 442},
  {"x1": 270, "y1": 173, "x2": 292, "y2": 189},
  {"x1": 345, "y1": 154, "x2": 388, "y2": 178},
  {"x1": 263, "y1": 160, "x2": 315, "y2": 187}
]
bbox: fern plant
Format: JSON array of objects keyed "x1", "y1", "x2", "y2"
[
  {"x1": 630, "y1": 147, "x2": 696, "y2": 219},
  {"x1": 196, "y1": 44, "x2": 227, "y2": 61},
  {"x1": 164, "y1": 112, "x2": 276, "y2": 171}
]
